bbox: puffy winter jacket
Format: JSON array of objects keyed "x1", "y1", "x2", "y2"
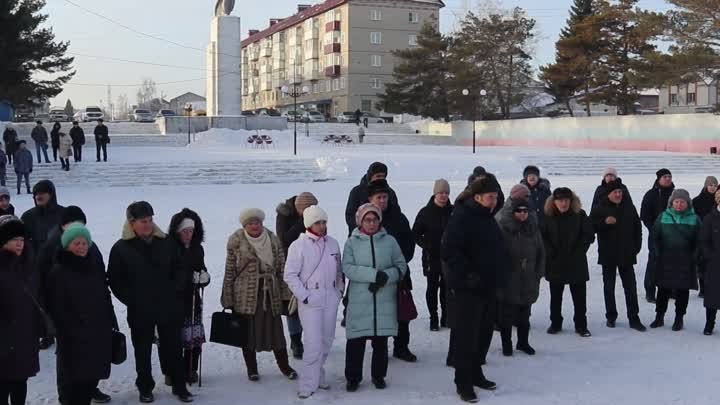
[
  {"x1": 590, "y1": 196, "x2": 642, "y2": 266},
  {"x1": 284, "y1": 232, "x2": 344, "y2": 303},
  {"x1": 652, "y1": 207, "x2": 700, "y2": 290},
  {"x1": 700, "y1": 208, "x2": 720, "y2": 309},
  {"x1": 21, "y1": 180, "x2": 64, "y2": 255},
  {"x1": 412, "y1": 196, "x2": 453, "y2": 276},
  {"x1": 521, "y1": 178, "x2": 551, "y2": 225},
  {"x1": 13, "y1": 148, "x2": 33, "y2": 174}
]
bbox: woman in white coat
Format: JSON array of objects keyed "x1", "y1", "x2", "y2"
[{"x1": 284, "y1": 206, "x2": 344, "y2": 399}]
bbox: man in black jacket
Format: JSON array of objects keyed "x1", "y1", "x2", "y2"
[
  {"x1": 345, "y1": 162, "x2": 400, "y2": 236},
  {"x1": 591, "y1": 167, "x2": 633, "y2": 208},
  {"x1": 94, "y1": 119, "x2": 110, "y2": 162},
  {"x1": 442, "y1": 176, "x2": 508, "y2": 403},
  {"x1": 108, "y1": 201, "x2": 193, "y2": 403},
  {"x1": 520, "y1": 165, "x2": 551, "y2": 225},
  {"x1": 590, "y1": 180, "x2": 646, "y2": 332},
  {"x1": 69, "y1": 121, "x2": 85, "y2": 162},
  {"x1": 640, "y1": 168, "x2": 674, "y2": 303}
]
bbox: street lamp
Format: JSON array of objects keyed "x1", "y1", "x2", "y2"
[
  {"x1": 184, "y1": 103, "x2": 193, "y2": 145},
  {"x1": 281, "y1": 83, "x2": 310, "y2": 156},
  {"x1": 462, "y1": 88, "x2": 487, "y2": 154}
]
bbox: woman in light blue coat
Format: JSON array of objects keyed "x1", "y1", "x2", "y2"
[{"x1": 343, "y1": 203, "x2": 407, "y2": 392}]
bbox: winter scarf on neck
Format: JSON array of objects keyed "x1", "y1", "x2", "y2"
[{"x1": 245, "y1": 229, "x2": 274, "y2": 268}]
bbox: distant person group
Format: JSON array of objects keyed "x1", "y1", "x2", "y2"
[{"x1": 1, "y1": 160, "x2": 719, "y2": 405}]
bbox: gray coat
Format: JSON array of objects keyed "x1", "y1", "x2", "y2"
[
  {"x1": 31, "y1": 126, "x2": 48, "y2": 145},
  {"x1": 496, "y1": 204, "x2": 545, "y2": 305},
  {"x1": 14, "y1": 148, "x2": 33, "y2": 174}
]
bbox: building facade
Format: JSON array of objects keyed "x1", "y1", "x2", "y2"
[
  {"x1": 659, "y1": 78, "x2": 719, "y2": 114},
  {"x1": 241, "y1": 0, "x2": 444, "y2": 118}
]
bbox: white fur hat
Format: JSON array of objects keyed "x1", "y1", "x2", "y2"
[
  {"x1": 239, "y1": 208, "x2": 265, "y2": 226},
  {"x1": 303, "y1": 205, "x2": 328, "y2": 228}
]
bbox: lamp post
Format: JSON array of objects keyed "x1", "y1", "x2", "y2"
[
  {"x1": 462, "y1": 88, "x2": 487, "y2": 154},
  {"x1": 184, "y1": 103, "x2": 193, "y2": 145},
  {"x1": 281, "y1": 83, "x2": 310, "y2": 156}
]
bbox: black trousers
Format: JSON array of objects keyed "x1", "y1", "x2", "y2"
[
  {"x1": 60, "y1": 158, "x2": 70, "y2": 170},
  {"x1": 183, "y1": 348, "x2": 201, "y2": 377},
  {"x1": 96, "y1": 143, "x2": 107, "y2": 161},
  {"x1": 52, "y1": 146, "x2": 58, "y2": 161},
  {"x1": 345, "y1": 336, "x2": 388, "y2": 383},
  {"x1": 426, "y1": 271, "x2": 447, "y2": 319},
  {"x1": 0, "y1": 379, "x2": 27, "y2": 405},
  {"x1": 72, "y1": 145, "x2": 82, "y2": 162},
  {"x1": 498, "y1": 302, "x2": 531, "y2": 330},
  {"x1": 644, "y1": 233, "x2": 656, "y2": 298},
  {"x1": 549, "y1": 282, "x2": 587, "y2": 329},
  {"x1": 6, "y1": 152, "x2": 12, "y2": 165},
  {"x1": 707, "y1": 308, "x2": 717, "y2": 323},
  {"x1": 452, "y1": 291, "x2": 495, "y2": 388},
  {"x1": 57, "y1": 349, "x2": 101, "y2": 404},
  {"x1": 66, "y1": 380, "x2": 97, "y2": 405},
  {"x1": 130, "y1": 322, "x2": 185, "y2": 393},
  {"x1": 393, "y1": 321, "x2": 410, "y2": 352},
  {"x1": 602, "y1": 265, "x2": 640, "y2": 321},
  {"x1": 655, "y1": 288, "x2": 689, "y2": 315}
]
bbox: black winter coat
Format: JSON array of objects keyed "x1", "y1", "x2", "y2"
[
  {"x1": 0, "y1": 204, "x2": 14, "y2": 216},
  {"x1": 48, "y1": 251, "x2": 113, "y2": 382},
  {"x1": 700, "y1": 209, "x2": 720, "y2": 309},
  {"x1": 94, "y1": 125, "x2": 110, "y2": 144},
  {"x1": 51, "y1": 124, "x2": 61, "y2": 148},
  {"x1": 3, "y1": 128, "x2": 18, "y2": 154},
  {"x1": 590, "y1": 197, "x2": 642, "y2": 266},
  {"x1": 69, "y1": 127, "x2": 86, "y2": 146},
  {"x1": 442, "y1": 198, "x2": 509, "y2": 294},
  {"x1": 541, "y1": 195, "x2": 595, "y2": 284},
  {"x1": 640, "y1": 181, "x2": 675, "y2": 230},
  {"x1": 0, "y1": 249, "x2": 41, "y2": 380},
  {"x1": 276, "y1": 196, "x2": 304, "y2": 253},
  {"x1": 108, "y1": 225, "x2": 186, "y2": 327},
  {"x1": 21, "y1": 181, "x2": 64, "y2": 256},
  {"x1": 412, "y1": 196, "x2": 453, "y2": 276},
  {"x1": 31, "y1": 126, "x2": 48, "y2": 145},
  {"x1": 381, "y1": 202, "x2": 415, "y2": 288},
  {"x1": 345, "y1": 175, "x2": 400, "y2": 236},
  {"x1": 176, "y1": 242, "x2": 207, "y2": 316},
  {"x1": 693, "y1": 189, "x2": 716, "y2": 221},
  {"x1": 591, "y1": 178, "x2": 633, "y2": 208},
  {"x1": 521, "y1": 178, "x2": 551, "y2": 225}
]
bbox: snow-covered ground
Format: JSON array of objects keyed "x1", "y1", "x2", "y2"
[{"x1": 16, "y1": 129, "x2": 719, "y2": 405}]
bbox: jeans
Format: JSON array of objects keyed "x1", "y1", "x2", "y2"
[
  {"x1": 16, "y1": 172, "x2": 30, "y2": 194},
  {"x1": 655, "y1": 288, "x2": 689, "y2": 316},
  {"x1": 345, "y1": 336, "x2": 388, "y2": 384},
  {"x1": 602, "y1": 265, "x2": 640, "y2": 321},
  {"x1": 96, "y1": 143, "x2": 107, "y2": 161},
  {"x1": 549, "y1": 282, "x2": 587, "y2": 330},
  {"x1": 72, "y1": 145, "x2": 82, "y2": 162},
  {"x1": 35, "y1": 143, "x2": 49, "y2": 163},
  {"x1": 0, "y1": 379, "x2": 27, "y2": 405},
  {"x1": 426, "y1": 271, "x2": 447, "y2": 320},
  {"x1": 130, "y1": 322, "x2": 185, "y2": 393},
  {"x1": 452, "y1": 291, "x2": 495, "y2": 388}
]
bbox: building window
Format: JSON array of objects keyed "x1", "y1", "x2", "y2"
[
  {"x1": 370, "y1": 9, "x2": 382, "y2": 21},
  {"x1": 687, "y1": 92, "x2": 696, "y2": 104},
  {"x1": 371, "y1": 31, "x2": 382, "y2": 45},
  {"x1": 326, "y1": 80, "x2": 332, "y2": 92},
  {"x1": 361, "y1": 100, "x2": 372, "y2": 111},
  {"x1": 670, "y1": 93, "x2": 678, "y2": 105},
  {"x1": 371, "y1": 54, "x2": 382, "y2": 67},
  {"x1": 409, "y1": 34, "x2": 418, "y2": 46},
  {"x1": 409, "y1": 11, "x2": 419, "y2": 23},
  {"x1": 333, "y1": 78, "x2": 340, "y2": 91},
  {"x1": 340, "y1": 77, "x2": 346, "y2": 89},
  {"x1": 371, "y1": 78, "x2": 381, "y2": 89},
  {"x1": 313, "y1": 83, "x2": 319, "y2": 94}
]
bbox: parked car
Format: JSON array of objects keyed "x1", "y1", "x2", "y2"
[
  {"x1": 131, "y1": 109, "x2": 155, "y2": 123},
  {"x1": 282, "y1": 110, "x2": 303, "y2": 122},
  {"x1": 79, "y1": 106, "x2": 104, "y2": 122},
  {"x1": 257, "y1": 108, "x2": 281, "y2": 117},
  {"x1": 336, "y1": 111, "x2": 356, "y2": 123},
  {"x1": 304, "y1": 111, "x2": 326, "y2": 123},
  {"x1": 49, "y1": 108, "x2": 69, "y2": 122},
  {"x1": 156, "y1": 109, "x2": 176, "y2": 118},
  {"x1": 362, "y1": 112, "x2": 388, "y2": 123},
  {"x1": 13, "y1": 105, "x2": 34, "y2": 122},
  {"x1": 241, "y1": 110, "x2": 256, "y2": 117}
]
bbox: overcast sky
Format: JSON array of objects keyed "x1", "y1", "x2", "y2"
[{"x1": 45, "y1": 0, "x2": 672, "y2": 109}]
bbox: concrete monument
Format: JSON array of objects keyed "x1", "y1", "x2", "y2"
[{"x1": 206, "y1": 2, "x2": 241, "y2": 116}]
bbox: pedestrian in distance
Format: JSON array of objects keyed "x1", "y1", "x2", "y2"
[
  {"x1": 358, "y1": 126, "x2": 365, "y2": 144},
  {"x1": 3, "y1": 124, "x2": 18, "y2": 165},
  {"x1": 520, "y1": 165, "x2": 551, "y2": 225},
  {"x1": 69, "y1": 121, "x2": 85, "y2": 162},
  {"x1": 283, "y1": 206, "x2": 344, "y2": 399},
  {"x1": 592, "y1": 167, "x2": 633, "y2": 208},
  {"x1": 343, "y1": 203, "x2": 407, "y2": 393},
  {"x1": 0, "y1": 187, "x2": 14, "y2": 216},
  {"x1": 31, "y1": 121, "x2": 50, "y2": 164},
  {"x1": 58, "y1": 131, "x2": 73, "y2": 172},
  {"x1": 50, "y1": 122, "x2": 61, "y2": 162},
  {"x1": 0, "y1": 144, "x2": 6, "y2": 187},
  {"x1": 649, "y1": 189, "x2": 701, "y2": 332},
  {"x1": 542, "y1": 187, "x2": 595, "y2": 337},
  {"x1": 13, "y1": 141, "x2": 33, "y2": 195},
  {"x1": 699, "y1": 189, "x2": 720, "y2": 335},
  {"x1": 589, "y1": 180, "x2": 647, "y2": 332},
  {"x1": 220, "y1": 208, "x2": 297, "y2": 382},
  {"x1": 94, "y1": 119, "x2": 110, "y2": 162},
  {"x1": 693, "y1": 176, "x2": 718, "y2": 297},
  {"x1": 641, "y1": 168, "x2": 675, "y2": 303}
]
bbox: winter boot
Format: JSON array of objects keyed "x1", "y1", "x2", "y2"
[
  {"x1": 290, "y1": 333, "x2": 304, "y2": 360},
  {"x1": 671, "y1": 315, "x2": 684, "y2": 331},
  {"x1": 645, "y1": 292, "x2": 656, "y2": 304},
  {"x1": 546, "y1": 323, "x2": 562, "y2": 335},
  {"x1": 650, "y1": 314, "x2": 665, "y2": 329},
  {"x1": 704, "y1": 320, "x2": 715, "y2": 336},
  {"x1": 500, "y1": 328, "x2": 513, "y2": 356},
  {"x1": 372, "y1": 378, "x2": 387, "y2": 389},
  {"x1": 430, "y1": 315, "x2": 440, "y2": 332},
  {"x1": 457, "y1": 385, "x2": 478, "y2": 403},
  {"x1": 274, "y1": 349, "x2": 298, "y2": 380},
  {"x1": 242, "y1": 349, "x2": 260, "y2": 381},
  {"x1": 393, "y1": 348, "x2": 418, "y2": 362},
  {"x1": 440, "y1": 314, "x2": 448, "y2": 328},
  {"x1": 575, "y1": 327, "x2": 592, "y2": 337},
  {"x1": 629, "y1": 318, "x2": 647, "y2": 332},
  {"x1": 516, "y1": 325, "x2": 536, "y2": 355}
]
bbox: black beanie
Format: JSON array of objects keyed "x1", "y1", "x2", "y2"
[
  {"x1": 656, "y1": 168, "x2": 672, "y2": 179},
  {"x1": 126, "y1": 201, "x2": 154, "y2": 221},
  {"x1": 61, "y1": 206, "x2": 87, "y2": 226},
  {"x1": 511, "y1": 198, "x2": 530, "y2": 211},
  {"x1": 605, "y1": 179, "x2": 624, "y2": 193},
  {"x1": 523, "y1": 165, "x2": 540, "y2": 178},
  {"x1": 470, "y1": 176, "x2": 497, "y2": 196},
  {"x1": 0, "y1": 215, "x2": 25, "y2": 247},
  {"x1": 367, "y1": 162, "x2": 388, "y2": 179},
  {"x1": 367, "y1": 179, "x2": 391, "y2": 197},
  {"x1": 553, "y1": 187, "x2": 573, "y2": 200}
]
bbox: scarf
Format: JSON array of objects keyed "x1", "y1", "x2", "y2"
[{"x1": 245, "y1": 229, "x2": 274, "y2": 268}]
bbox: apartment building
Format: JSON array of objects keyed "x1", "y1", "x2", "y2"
[
  {"x1": 240, "y1": 0, "x2": 444, "y2": 118},
  {"x1": 659, "y1": 76, "x2": 719, "y2": 114}
]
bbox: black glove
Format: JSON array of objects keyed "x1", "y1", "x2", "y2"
[
  {"x1": 368, "y1": 283, "x2": 380, "y2": 293},
  {"x1": 303, "y1": 297, "x2": 309, "y2": 304},
  {"x1": 375, "y1": 271, "x2": 389, "y2": 287}
]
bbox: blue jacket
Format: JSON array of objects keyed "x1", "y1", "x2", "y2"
[
  {"x1": 14, "y1": 148, "x2": 33, "y2": 174},
  {"x1": 343, "y1": 228, "x2": 406, "y2": 339}
]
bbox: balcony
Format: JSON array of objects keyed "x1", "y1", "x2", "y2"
[
  {"x1": 305, "y1": 70, "x2": 322, "y2": 81},
  {"x1": 304, "y1": 28, "x2": 319, "y2": 40},
  {"x1": 250, "y1": 69, "x2": 259, "y2": 77},
  {"x1": 305, "y1": 44, "x2": 319, "y2": 60},
  {"x1": 325, "y1": 21, "x2": 340, "y2": 32},
  {"x1": 324, "y1": 43, "x2": 341, "y2": 54},
  {"x1": 249, "y1": 50, "x2": 260, "y2": 61},
  {"x1": 324, "y1": 65, "x2": 340, "y2": 77},
  {"x1": 260, "y1": 64, "x2": 272, "y2": 74},
  {"x1": 261, "y1": 47, "x2": 272, "y2": 57}
]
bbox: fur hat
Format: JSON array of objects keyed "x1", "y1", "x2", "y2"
[
  {"x1": 603, "y1": 167, "x2": 618, "y2": 178},
  {"x1": 510, "y1": 184, "x2": 530, "y2": 200},
  {"x1": 467, "y1": 166, "x2": 487, "y2": 185},
  {"x1": 61, "y1": 222, "x2": 92, "y2": 249},
  {"x1": 0, "y1": 187, "x2": 10, "y2": 199},
  {"x1": 705, "y1": 176, "x2": 718, "y2": 187},
  {"x1": 355, "y1": 203, "x2": 382, "y2": 227},
  {"x1": 656, "y1": 168, "x2": 672, "y2": 179},
  {"x1": 0, "y1": 215, "x2": 25, "y2": 247},
  {"x1": 523, "y1": 165, "x2": 540, "y2": 178},
  {"x1": 294, "y1": 192, "x2": 318, "y2": 213},
  {"x1": 433, "y1": 179, "x2": 450, "y2": 195},
  {"x1": 470, "y1": 176, "x2": 497, "y2": 196},
  {"x1": 303, "y1": 205, "x2": 328, "y2": 228},
  {"x1": 668, "y1": 189, "x2": 692, "y2": 209},
  {"x1": 126, "y1": 201, "x2": 154, "y2": 221},
  {"x1": 239, "y1": 208, "x2": 265, "y2": 226},
  {"x1": 553, "y1": 187, "x2": 573, "y2": 201},
  {"x1": 367, "y1": 162, "x2": 388, "y2": 179},
  {"x1": 511, "y1": 198, "x2": 529, "y2": 211},
  {"x1": 61, "y1": 206, "x2": 87, "y2": 226},
  {"x1": 368, "y1": 179, "x2": 391, "y2": 197}
]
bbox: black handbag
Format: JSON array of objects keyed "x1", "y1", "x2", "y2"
[
  {"x1": 210, "y1": 310, "x2": 248, "y2": 348},
  {"x1": 110, "y1": 314, "x2": 127, "y2": 365}
]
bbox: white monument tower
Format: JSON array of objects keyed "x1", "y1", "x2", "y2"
[{"x1": 207, "y1": 0, "x2": 242, "y2": 116}]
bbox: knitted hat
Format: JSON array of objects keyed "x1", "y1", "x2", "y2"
[
  {"x1": 605, "y1": 180, "x2": 624, "y2": 193},
  {"x1": 0, "y1": 187, "x2": 10, "y2": 199},
  {"x1": 303, "y1": 205, "x2": 328, "y2": 228},
  {"x1": 239, "y1": 208, "x2": 265, "y2": 226},
  {"x1": 294, "y1": 192, "x2": 318, "y2": 213},
  {"x1": 470, "y1": 176, "x2": 497, "y2": 196},
  {"x1": 510, "y1": 184, "x2": 530, "y2": 200},
  {"x1": 433, "y1": 179, "x2": 450, "y2": 195},
  {"x1": 602, "y1": 167, "x2": 618, "y2": 178},
  {"x1": 368, "y1": 179, "x2": 391, "y2": 197},
  {"x1": 705, "y1": 176, "x2": 718, "y2": 187},
  {"x1": 60, "y1": 206, "x2": 87, "y2": 226},
  {"x1": 511, "y1": 198, "x2": 529, "y2": 211},
  {"x1": 523, "y1": 165, "x2": 540, "y2": 178},
  {"x1": 367, "y1": 162, "x2": 388, "y2": 179},
  {"x1": 668, "y1": 189, "x2": 692, "y2": 209},
  {"x1": 126, "y1": 201, "x2": 154, "y2": 221},
  {"x1": 553, "y1": 187, "x2": 573, "y2": 201},
  {"x1": 61, "y1": 222, "x2": 92, "y2": 249},
  {"x1": 656, "y1": 168, "x2": 672, "y2": 179},
  {"x1": 0, "y1": 215, "x2": 25, "y2": 247},
  {"x1": 355, "y1": 203, "x2": 382, "y2": 227}
]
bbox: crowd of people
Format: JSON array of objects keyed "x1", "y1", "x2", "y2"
[
  {"x1": 1, "y1": 160, "x2": 719, "y2": 405},
  {"x1": 1, "y1": 120, "x2": 110, "y2": 192}
]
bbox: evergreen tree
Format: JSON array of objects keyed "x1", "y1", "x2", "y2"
[
  {"x1": 0, "y1": 0, "x2": 75, "y2": 106},
  {"x1": 377, "y1": 23, "x2": 451, "y2": 121},
  {"x1": 64, "y1": 99, "x2": 74, "y2": 118},
  {"x1": 666, "y1": 0, "x2": 720, "y2": 50}
]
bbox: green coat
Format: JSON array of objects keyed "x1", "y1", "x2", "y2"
[{"x1": 343, "y1": 228, "x2": 407, "y2": 339}]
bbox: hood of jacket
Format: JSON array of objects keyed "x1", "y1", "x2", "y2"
[
  {"x1": 121, "y1": 221, "x2": 166, "y2": 241},
  {"x1": 496, "y1": 202, "x2": 538, "y2": 234},
  {"x1": 349, "y1": 226, "x2": 390, "y2": 241},
  {"x1": 276, "y1": 195, "x2": 298, "y2": 218},
  {"x1": 544, "y1": 191, "x2": 583, "y2": 217},
  {"x1": 167, "y1": 208, "x2": 205, "y2": 246},
  {"x1": 521, "y1": 177, "x2": 551, "y2": 191},
  {"x1": 32, "y1": 180, "x2": 59, "y2": 208}
]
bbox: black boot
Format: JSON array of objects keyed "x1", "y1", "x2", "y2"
[
  {"x1": 516, "y1": 324, "x2": 536, "y2": 355},
  {"x1": 430, "y1": 315, "x2": 440, "y2": 332},
  {"x1": 242, "y1": 349, "x2": 259, "y2": 381},
  {"x1": 646, "y1": 292, "x2": 656, "y2": 304},
  {"x1": 629, "y1": 317, "x2": 647, "y2": 332},
  {"x1": 92, "y1": 388, "x2": 112, "y2": 404},
  {"x1": 440, "y1": 313, "x2": 448, "y2": 328},
  {"x1": 39, "y1": 337, "x2": 55, "y2": 350},
  {"x1": 500, "y1": 327, "x2": 513, "y2": 356},
  {"x1": 650, "y1": 313, "x2": 665, "y2": 329},
  {"x1": 457, "y1": 385, "x2": 478, "y2": 403},
  {"x1": 704, "y1": 320, "x2": 715, "y2": 336},
  {"x1": 290, "y1": 333, "x2": 304, "y2": 360},
  {"x1": 546, "y1": 323, "x2": 562, "y2": 334},
  {"x1": 274, "y1": 349, "x2": 298, "y2": 380},
  {"x1": 671, "y1": 315, "x2": 684, "y2": 331}
]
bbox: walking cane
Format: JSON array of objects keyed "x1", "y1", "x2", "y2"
[
  {"x1": 188, "y1": 285, "x2": 196, "y2": 386},
  {"x1": 199, "y1": 286, "x2": 204, "y2": 388}
]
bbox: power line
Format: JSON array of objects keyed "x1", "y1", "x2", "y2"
[
  {"x1": 68, "y1": 52, "x2": 240, "y2": 75},
  {"x1": 64, "y1": 72, "x2": 233, "y2": 87}
]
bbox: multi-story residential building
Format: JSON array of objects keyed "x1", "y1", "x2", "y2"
[
  {"x1": 241, "y1": 0, "x2": 444, "y2": 118},
  {"x1": 659, "y1": 76, "x2": 719, "y2": 114}
]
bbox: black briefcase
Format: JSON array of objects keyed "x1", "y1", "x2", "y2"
[
  {"x1": 210, "y1": 310, "x2": 247, "y2": 348},
  {"x1": 111, "y1": 330, "x2": 127, "y2": 365}
]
